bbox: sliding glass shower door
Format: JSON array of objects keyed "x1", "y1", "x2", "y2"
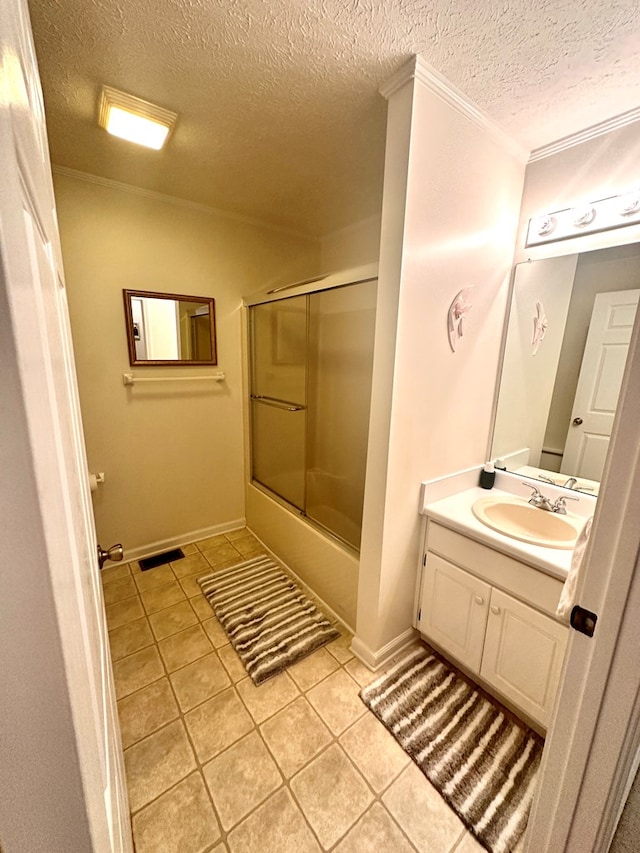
[{"x1": 249, "y1": 279, "x2": 376, "y2": 550}]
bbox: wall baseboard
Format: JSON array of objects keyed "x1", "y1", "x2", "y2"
[
  {"x1": 122, "y1": 518, "x2": 246, "y2": 563},
  {"x1": 351, "y1": 627, "x2": 418, "y2": 671}
]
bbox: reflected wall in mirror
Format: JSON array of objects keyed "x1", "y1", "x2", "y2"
[
  {"x1": 492, "y1": 243, "x2": 640, "y2": 496},
  {"x1": 123, "y1": 289, "x2": 217, "y2": 365}
]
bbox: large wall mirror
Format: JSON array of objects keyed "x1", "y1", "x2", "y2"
[
  {"x1": 123, "y1": 289, "x2": 217, "y2": 366},
  {"x1": 492, "y1": 243, "x2": 640, "y2": 496}
]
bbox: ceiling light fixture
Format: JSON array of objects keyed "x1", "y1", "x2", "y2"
[{"x1": 98, "y1": 86, "x2": 177, "y2": 150}]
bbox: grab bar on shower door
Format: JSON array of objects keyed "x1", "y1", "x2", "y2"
[{"x1": 250, "y1": 395, "x2": 306, "y2": 412}]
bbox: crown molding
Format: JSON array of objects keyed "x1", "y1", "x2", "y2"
[
  {"x1": 529, "y1": 105, "x2": 640, "y2": 163},
  {"x1": 51, "y1": 165, "x2": 316, "y2": 242},
  {"x1": 380, "y1": 55, "x2": 527, "y2": 162}
]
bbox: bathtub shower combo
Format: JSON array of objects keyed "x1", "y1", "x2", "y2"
[{"x1": 246, "y1": 267, "x2": 377, "y2": 552}]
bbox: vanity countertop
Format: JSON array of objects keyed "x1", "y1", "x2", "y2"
[{"x1": 422, "y1": 486, "x2": 587, "y2": 580}]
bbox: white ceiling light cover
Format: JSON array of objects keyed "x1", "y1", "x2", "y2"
[{"x1": 98, "y1": 86, "x2": 177, "y2": 150}]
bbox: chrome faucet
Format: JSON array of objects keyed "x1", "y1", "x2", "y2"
[
  {"x1": 526, "y1": 486, "x2": 556, "y2": 512},
  {"x1": 562, "y1": 476, "x2": 578, "y2": 489},
  {"x1": 523, "y1": 483, "x2": 580, "y2": 514}
]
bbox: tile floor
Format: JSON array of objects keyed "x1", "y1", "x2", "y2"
[{"x1": 103, "y1": 528, "x2": 523, "y2": 853}]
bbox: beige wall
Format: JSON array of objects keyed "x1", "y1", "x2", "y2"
[
  {"x1": 320, "y1": 214, "x2": 381, "y2": 272},
  {"x1": 55, "y1": 173, "x2": 319, "y2": 556},
  {"x1": 355, "y1": 67, "x2": 527, "y2": 662}
]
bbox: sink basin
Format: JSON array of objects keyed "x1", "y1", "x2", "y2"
[{"x1": 472, "y1": 496, "x2": 584, "y2": 549}]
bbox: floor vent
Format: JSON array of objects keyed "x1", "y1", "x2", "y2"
[{"x1": 139, "y1": 548, "x2": 185, "y2": 571}]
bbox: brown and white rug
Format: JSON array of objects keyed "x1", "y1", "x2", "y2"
[
  {"x1": 198, "y1": 555, "x2": 340, "y2": 685},
  {"x1": 360, "y1": 646, "x2": 542, "y2": 853}
]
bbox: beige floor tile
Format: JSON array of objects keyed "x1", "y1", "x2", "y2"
[
  {"x1": 191, "y1": 594, "x2": 214, "y2": 622},
  {"x1": 236, "y1": 672, "x2": 299, "y2": 724},
  {"x1": 170, "y1": 652, "x2": 231, "y2": 712},
  {"x1": 288, "y1": 648, "x2": 340, "y2": 691},
  {"x1": 179, "y1": 574, "x2": 206, "y2": 598},
  {"x1": 101, "y1": 562, "x2": 131, "y2": 585},
  {"x1": 158, "y1": 624, "x2": 213, "y2": 672},
  {"x1": 306, "y1": 669, "x2": 366, "y2": 735},
  {"x1": 290, "y1": 743, "x2": 373, "y2": 849},
  {"x1": 148, "y1": 600, "x2": 198, "y2": 640},
  {"x1": 184, "y1": 687, "x2": 254, "y2": 763},
  {"x1": 217, "y1": 643, "x2": 247, "y2": 682},
  {"x1": 223, "y1": 528, "x2": 249, "y2": 542},
  {"x1": 132, "y1": 772, "x2": 220, "y2": 853},
  {"x1": 181, "y1": 542, "x2": 199, "y2": 556},
  {"x1": 232, "y1": 537, "x2": 266, "y2": 559},
  {"x1": 102, "y1": 575, "x2": 138, "y2": 605},
  {"x1": 211, "y1": 845, "x2": 228, "y2": 853},
  {"x1": 334, "y1": 803, "x2": 415, "y2": 853},
  {"x1": 339, "y1": 713, "x2": 410, "y2": 793},
  {"x1": 201, "y1": 541, "x2": 243, "y2": 567},
  {"x1": 227, "y1": 787, "x2": 320, "y2": 853},
  {"x1": 171, "y1": 553, "x2": 210, "y2": 579},
  {"x1": 108, "y1": 617, "x2": 154, "y2": 661},
  {"x1": 117, "y1": 678, "x2": 180, "y2": 749},
  {"x1": 260, "y1": 696, "x2": 332, "y2": 778},
  {"x1": 124, "y1": 720, "x2": 196, "y2": 813},
  {"x1": 140, "y1": 581, "x2": 186, "y2": 614},
  {"x1": 455, "y1": 832, "x2": 486, "y2": 853},
  {"x1": 105, "y1": 594, "x2": 144, "y2": 630},
  {"x1": 202, "y1": 616, "x2": 229, "y2": 647},
  {"x1": 203, "y1": 553, "x2": 244, "y2": 571},
  {"x1": 196, "y1": 534, "x2": 228, "y2": 551},
  {"x1": 382, "y1": 763, "x2": 465, "y2": 853},
  {"x1": 325, "y1": 632, "x2": 355, "y2": 664},
  {"x1": 203, "y1": 731, "x2": 282, "y2": 830},
  {"x1": 113, "y1": 645, "x2": 165, "y2": 700},
  {"x1": 133, "y1": 564, "x2": 175, "y2": 593},
  {"x1": 344, "y1": 657, "x2": 379, "y2": 688}
]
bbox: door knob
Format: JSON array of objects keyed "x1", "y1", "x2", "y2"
[
  {"x1": 572, "y1": 417, "x2": 583, "y2": 425},
  {"x1": 97, "y1": 543, "x2": 124, "y2": 570}
]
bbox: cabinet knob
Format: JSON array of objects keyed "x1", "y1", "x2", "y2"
[
  {"x1": 475, "y1": 595, "x2": 485, "y2": 605},
  {"x1": 491, "y1": 605, "x2": 501, "y2": 615}
]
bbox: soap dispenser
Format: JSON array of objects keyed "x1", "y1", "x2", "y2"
[{"x1": 479, "y1": 462, "x2": 496, "y2": 490}]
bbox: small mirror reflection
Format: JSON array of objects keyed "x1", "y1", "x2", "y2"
[{"x1": 123, "y1": 290, "x2": 217, "y2": 365}]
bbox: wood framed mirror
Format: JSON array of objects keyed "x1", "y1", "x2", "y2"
[{"x1": 123, "y1": 289, "x2": 217, "y2": 366}]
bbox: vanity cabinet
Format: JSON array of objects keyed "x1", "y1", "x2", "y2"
[{"x1": 417, "y1": 522, "x2": 569, "y2": 729}]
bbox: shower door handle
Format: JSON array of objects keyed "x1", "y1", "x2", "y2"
[{"x1": 250, "y1": 395, "x2": 306, "y2": 412}]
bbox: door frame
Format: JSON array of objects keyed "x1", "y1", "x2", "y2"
[{"x1": 525, "y1": 275, "x2": 640, "y2": 850}]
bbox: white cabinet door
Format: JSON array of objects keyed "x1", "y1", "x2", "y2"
[
  {"x1": 481, "y1": 588, "x2": 568, "y2": 728},
  {"x1": 419, "y1": 553, "x2": 490, "y2": 672}
]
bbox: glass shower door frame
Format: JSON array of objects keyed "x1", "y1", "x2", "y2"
[{"x1": 246, "y1": 265, "x2": 378, "y2": 552}]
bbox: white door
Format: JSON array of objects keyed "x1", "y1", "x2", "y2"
[
  {"x1": 0, "y1": 1, "x2": 132, "y2": 850},
  {"x1": 480, "y1": 589, "x2": 568, "y2": 729},
  {"x1": 419, "y1": 553, "x2": 490, "y2": 672},
  {"x1": 561, "y1": 288, "x2": 639, "y2": 480},
  {"x1": 525, "y1": 274, "x2": 640, "y2": 850}
]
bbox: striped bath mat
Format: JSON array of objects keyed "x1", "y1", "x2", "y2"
[
  {"x1": 360, "y1": 647, "x2": 542, "y2": 853},
  {"x1": 198, "y1": 556, "x2": 340, "y2": 685}
]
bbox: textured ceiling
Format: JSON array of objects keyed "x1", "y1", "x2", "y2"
[{"x1": 28, "y1": 0, "x2": 640, "y2": 236}]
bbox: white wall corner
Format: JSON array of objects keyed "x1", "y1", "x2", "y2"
[
  {"x1": 380, "y1": 55, "x2": 527, "y2": 162},
  {"x1": 351, "y1": 627, "x2": 418, "y2": 671}
]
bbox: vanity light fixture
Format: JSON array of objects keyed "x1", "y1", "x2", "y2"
[
  {"x1": 526, "y1": 188, "x2": 640, "y2": 247},
  {"x1": 98, "y1": 86, "x2": 177, "y2": 150}
]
